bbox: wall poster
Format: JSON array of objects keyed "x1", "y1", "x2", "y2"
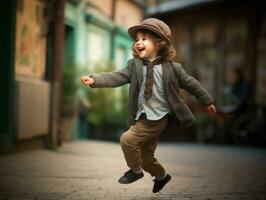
[{"x1": 15, "y1": 0, "x2": 47, "y2": 78}]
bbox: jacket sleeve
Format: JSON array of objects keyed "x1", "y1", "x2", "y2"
[
  {"x1": 90, "y1": 60, "x2": 132, "y2": 88},
  {"x1": 173, "y1": 62, "x2": 214, "y2": 107}
]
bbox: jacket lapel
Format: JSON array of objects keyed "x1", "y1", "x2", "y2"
[
  {"x1": 134, "y1": 58, "x2": 143, "y2": 86},
  {"x1": 162, "y1": 61, "x2": 171, "y2": 89}
]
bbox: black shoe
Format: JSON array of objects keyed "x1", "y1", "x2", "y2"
[
  {"x1": 152, "y1": 174, "x2": 171, "y2": 193},
  {"x1": 118, "y1": 169, "x2": 144, "y2": 184}
]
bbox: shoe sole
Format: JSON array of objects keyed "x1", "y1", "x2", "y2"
[{"x1": 118, "y1": 174, "x2": 144, "y2": 184}]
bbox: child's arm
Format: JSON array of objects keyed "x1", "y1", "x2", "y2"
[
  {"x1": 81, "y1": 62, "x2": 132, "y2": 88},
  {"x1": 173, "y1": 62, "x2": 216, "y2": 114}
]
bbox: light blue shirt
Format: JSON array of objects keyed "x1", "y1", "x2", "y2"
[{"x1": 135, "y1": 63, "x2": 171, "y2": 121}]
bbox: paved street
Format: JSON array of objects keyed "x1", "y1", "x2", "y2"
[{"x1": 0, "y1": 140, "x2": 266, "y2": 200}]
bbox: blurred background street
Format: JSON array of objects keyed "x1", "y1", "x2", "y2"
[
  {"x1": 1, "y1": 0, "x2": 266, "y2": 199},
  {"x1": 1, "y1": 140, "x2": 266, "y2": 200}
]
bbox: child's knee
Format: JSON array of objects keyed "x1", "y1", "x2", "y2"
[{"x1": 120, "y1": 132, "x2": 132, "y2": 146}]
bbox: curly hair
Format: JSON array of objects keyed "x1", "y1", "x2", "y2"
[{"x1": 131, "y1": 29, "x2": 176, "y2": 61}]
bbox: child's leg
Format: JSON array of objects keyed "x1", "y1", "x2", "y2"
[
  {"x1": 141, "y1": 133, "x2": 172, "y2": 193},
  {"x1": 120, "y1": 115, "x2": 168, "y2": 173},
  {"x1": 141, "y1": 137, "x2": 166, "y2": 179}
]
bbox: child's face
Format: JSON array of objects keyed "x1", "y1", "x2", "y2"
[{"x1": 134, "y1": 31, "x2": 158, "y2": 61}]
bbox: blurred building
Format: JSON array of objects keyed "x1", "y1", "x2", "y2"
[
  {"x1": 0, "y1": 0, "x2": 55, "y2": 154},
  {"x1": 146, "y1": 0, "x2": 266, "y2": 142},
  {"x1": 65, "y1": 0, "x2": 143, "y2": 67},
  {"x1": 0, "y1": 0, "x2": 144, "y2": 154},
  {"x1": 145, "y1": 0, "x2": 266, "y2": 143},
  {"x1": 146, "y1": 0, "x2": 266, "y2": 108},
  {"x1": 63, "y1": 0, "x2": 144, "y2": 141}
]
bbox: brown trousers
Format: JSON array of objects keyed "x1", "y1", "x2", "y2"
[{"x1": 120, "y1": 114, "x2": 168, "y2": 178}]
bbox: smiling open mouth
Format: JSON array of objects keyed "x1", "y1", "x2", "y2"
[{"x1": 137, "y1": 48, "x2": 145, "y2": 53}]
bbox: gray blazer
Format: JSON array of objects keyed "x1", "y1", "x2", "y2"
[{"x1": 91, "y1": 57, "x2": 213, "y2": 127}]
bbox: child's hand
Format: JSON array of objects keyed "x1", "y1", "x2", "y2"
[
  {"x1": 80, "y1": 76, "x2": 95, "y2": 86},
  {"x1": 206, "y1": 104, "x2": 216, "y2": 115}
]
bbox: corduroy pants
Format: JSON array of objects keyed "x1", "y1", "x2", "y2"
[{"x1": 120, "y1": 114, "x2": 168, "y2": 178}]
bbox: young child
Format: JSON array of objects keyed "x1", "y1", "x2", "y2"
[{"x1": 81, "y1": 18, "x2": 216, "y2": 193}]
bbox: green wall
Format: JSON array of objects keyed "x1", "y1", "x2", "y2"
[
  {"x1": 64, "y1": 1, "x2": 133, "y2": 68},
  {"x1": 114, "y1": 26, "x2": 133, "y2": 66},
  {"x1": 64, "y1": 1, "x2": 134, "y2": 139}
]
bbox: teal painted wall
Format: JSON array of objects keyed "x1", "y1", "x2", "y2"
[
  {"x1": 64, "y1": 1, "x2": 135, "y2": 140},
  {"x1": 86, "y1": 25, "x2": 111, "y2": 66},
  {"x1": 64, "y1": 2, "x2": 80, "y2": 65},
  {"x1": 65, "y1": 1, "x2": 134, "y2": 69},
  {"x1": 114, "y1": 26, "x2": 133, "y2": 67}
]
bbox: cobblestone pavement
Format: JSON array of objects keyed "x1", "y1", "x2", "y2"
[{"x1": 0, "y1": 140, "x2": 266, "y2": 200}]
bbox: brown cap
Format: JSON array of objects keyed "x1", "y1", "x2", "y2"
[{"x1": 128, "y1": 18, "x2": 171, "y2": 45}]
